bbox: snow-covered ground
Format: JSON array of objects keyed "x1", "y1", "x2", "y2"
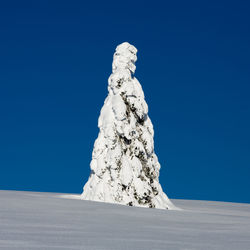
[{"x1": 0, "y1": 190, "x2": 249, "y2": 250}]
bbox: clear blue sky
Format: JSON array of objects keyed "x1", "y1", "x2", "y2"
[{"x1": 0, "y1": 0, "x2": 249, "y2": 203}]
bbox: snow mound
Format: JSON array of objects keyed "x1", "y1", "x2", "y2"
[{"x1": 1, "y1": 191, "x2": 250, "y2": 250}]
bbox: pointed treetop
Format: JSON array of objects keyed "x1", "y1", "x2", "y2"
[{"x1": 112, "y1": 42, "x2": 138, "y2": 74}]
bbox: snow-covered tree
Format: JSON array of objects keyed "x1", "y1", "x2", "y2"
[{"x1": 81, "y1": 42, "x2": 176, "y2": 209}]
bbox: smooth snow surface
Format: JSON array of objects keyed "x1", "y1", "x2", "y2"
[
  {"x1": 1, "y1": 191, "x2": 250, "y2": 250},
  {"x1": 81, "y1": 42, "x2": 175, "y2": 209}
]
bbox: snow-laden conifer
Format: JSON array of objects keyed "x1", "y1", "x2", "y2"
[{"x1": 81, "y1": 42, "x2": 176, "y2": 209}]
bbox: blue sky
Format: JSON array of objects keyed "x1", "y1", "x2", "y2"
[{"x1": 0, "y1": 0, "x2": 249, "y2": 203}]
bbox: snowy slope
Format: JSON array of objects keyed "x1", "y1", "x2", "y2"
[{"x1": 0, "y1": 190, "x2": 250, "y2": 250}]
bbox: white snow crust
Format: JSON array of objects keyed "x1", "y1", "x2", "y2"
[
  {"x1": 81, "y1": 42, "x2": 175, "y2": 209},
  {"x1": 1, "y1": 190, "x2": 250, "y2": 250}
]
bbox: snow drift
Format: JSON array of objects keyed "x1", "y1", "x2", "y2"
[{"x1": 1, "y1": 190, "x2": 250, "y2": 250}]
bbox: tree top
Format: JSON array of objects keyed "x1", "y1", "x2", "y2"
[{"x1": 112, "y1": 42, "x2": 138, "y2": 74}]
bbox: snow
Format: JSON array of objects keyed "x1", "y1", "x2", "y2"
[
  {"x1": 1, "y1": 190, "x2": 250, "y2": 250},
  {"x1": 81, "y1": 42, "x2": 175, "y2": 209}
]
